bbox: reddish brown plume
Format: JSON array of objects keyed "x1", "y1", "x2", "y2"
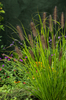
[
  {"x1": 28, "y1": 34, "x2": 34, "y2": 48},
  {"x1": 16, "y1": 25, "x2": 24, "y2": 41},
  {"x1": 52, "y1": 34, "x2": 56, "y2": 49},
  {"x1": 43, "y1": 12, "x2": 46, "y2": 29},
  {"x1": 61, "y1": 12, "x2": 64, "y2": 29},
  {"x1": 59, "y1": 49, "x2": 62, "y2": 61},
  {"x1": 15, "y1": 46, "x2": 23, "y2": 58},
  {"x1": 29, "y1": 49, "x2": 34, "y2": 60},
  {"x1": 41, "y1": 35, "x2": 48, "y2": 49},
  {"x1": 30, "y1": 21, "x2": 37, "y2": 37},
  {"x1": 54, "y1": 6, "x2": 57, "y2": 24},
  {"x1": 49, "y1": 15, "x2": 53, "y2": 32},
  {"x1": 41, "y1": 35, "x2": 46, "y2": 49}
]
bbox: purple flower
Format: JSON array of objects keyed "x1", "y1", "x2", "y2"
[
  {"x1": 65, "y1": 36, "x2": 66, "y2": 38},
  {"x1": 20, "y1": 43, "x2": 23, "y2": 45},
  {"x1": 50, "y1": 39, "x2": 52, "y2": 41},
  {"x1": 51, "y1": 54, "x2": 53, "y2": 56},
  {"x1": 11, "y1": 54, "x2": 13, "y2": 57},
  {"x1": 0, "y1": 58, "x2": 1, "y2": 60},
  {"x1": 19, "y1": 59, "x2": 23, "y2": 62},
  {"x1": 12, "y1": 41, "x2": 14, "y2": 44},
  {"x1": 51, "y1": 54, "x2": 55, "y2": 56},
  {"x1": 58, "y1": 36, "x2": 61, "y2": 39},
  {"x1": 25, "y1": 56, "x2": 27, "y2": 58},
  {"x1": 8, "y1": 59, "x2": 10, "y2": 61},
  {"x1": 2, "y1": 64, "x2": 4, "y2": 67},
  {"x1": 5, "y1": 56, "x2": 8, "y2": 59},
  {"x1": 10, "y1": 44, "x2": 13, "y2": 46},
  {"x1": 3, "y1": 47, "x2": 5, "y2": 49}
]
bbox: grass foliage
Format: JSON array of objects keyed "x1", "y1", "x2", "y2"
[{"x1": 0, "y1": 6, "x2": 66, "y2": 100}]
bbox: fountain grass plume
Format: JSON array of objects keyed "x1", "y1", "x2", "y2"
[
  {"x1": 40, "y1": 34, "x2": 46, "y2": 49},
  {"x1": 48, "y1": 55, "x2": 52, "y2": 66},
  {"x1": 40, "y1": 34, "x2": 48, "y2": 49},
  {"x1": 28, "y1": 34, "x2": 34, "y2": 48},
  {"x1": 16, "y1": 25, "x2": 24, "y2": 41},
  {"x1": 42, "y1": 12, "x2": 46, "y2": 29},
  {"x1": 52, "y1": 34, "x2": 56, "y2": 49},
  {"x1": 15, "y1": 46, "x2": 23, "y2": 58},
  {"x1": 29, "y1": 49, "x2": 35, "y2": 60},
  {"x1": 61, "y1": 12, "x2": 64, "y2": 29},
  {"x1": 54, "y1": 6, "x2": 57, "y2": 24},
  {"x1": 59, "y1": 49, "x2": 62, "y2": 61},
  {"x1": 30, "y1": 21, "x2": 38, "y2": 37},
  {"x1": 49, "y1": 15, "x2": 53, "y2": 32}
]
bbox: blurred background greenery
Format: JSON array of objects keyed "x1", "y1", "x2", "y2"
[{"x1": 0, "y1": 0, "x2": 66, "y2": 54}]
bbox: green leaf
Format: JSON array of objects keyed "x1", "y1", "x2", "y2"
[
  {"x1": 1, "y1": 45, "x2": 3, "y2": 48},
  {"x1": 0, "y1": 15, "x2": 4, "y2": 21},
  {"x1": 0, "y1": 3, "x2": 3, "y2": 7},
  {"x1": 0, "y1": 36, "x2": 2, "y2": 38},
  {"x1": 0, "y1": 25, "x2": 4, "y2": 31},
  {"x1": 25, "y1": 98, "x2": 29, "y2": 100},
  {"x1": 0, "y1": 10, "x2": 5, "y2": 13}
]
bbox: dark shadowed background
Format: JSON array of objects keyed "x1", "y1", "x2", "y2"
[{"x1": 0, "y1": 0, "x2": 66, "y2": 50}]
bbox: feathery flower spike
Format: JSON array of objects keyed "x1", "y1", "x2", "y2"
[
  {"x1": 49, "y1": 15, "x2": 53, "y2": 32},
  {"x1": 16, "y1": 25, "x2": 24, "y2": 41},
  {"x1": 59, "y1": 49, "x2": 62, "y2": 61},
  {"x1": 54, "y1": 6, "x2": 57, "y2": 24},
  {"x1": 52, "y1": 34, "x2": 56, "y2": 49},
  {"x1": 29, "y1": 49, "x2": 34, "y2": 60},
  {"x1": 15, "y1": 46, "x2": 23, "y2": 58},
  {"x1": 28, "y1": 34, "x2": 34, "y2": 48},
  {"x1": 61, "y1": 12, "x2": 64, "y2": 29},
  {"x1": 43, "y1": 12, "x2": 46, "y2": 29},
  {"x1": 30, "y1": 21, "x2": 37, "y2": 37},
  {"x1": 41, "y1": 34, "x2": 46, "y2": 49}
]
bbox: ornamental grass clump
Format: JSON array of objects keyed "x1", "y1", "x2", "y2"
[{"x1": 2, "y1": 6, "x2": 66, "y2": 100}]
